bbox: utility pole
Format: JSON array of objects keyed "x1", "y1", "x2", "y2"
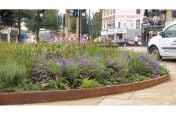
[
  {"x1": 36, "y1": 10, "x2": 40, "y2": 43},
  {"x1": 88, "y1": 9, "x2": 90, "y2": 41},
  {"x1": 78, "y1": 9, "x2": 81, "y2": 43},
  {"x1": 17, "y1": 10, "x2": 21, "y2": 42}
]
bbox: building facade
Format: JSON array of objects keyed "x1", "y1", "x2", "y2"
[{"x1": 101, "y1": 9, "x2": 144, "y2": 41}]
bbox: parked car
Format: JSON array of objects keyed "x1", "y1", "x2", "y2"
[
  {"x1": 127, "y1": 39, "x2": 135, "y2": 46},
  {"x1": 148, "y1": 20, "x2": 176, "y2": 59},
  {"x1": 127, "y1": 39, "x2": 142, "y2": 46}
]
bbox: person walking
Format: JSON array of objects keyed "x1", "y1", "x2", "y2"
[{"x1": 134, "y1": 34, "x2": 139, "y2": 46}]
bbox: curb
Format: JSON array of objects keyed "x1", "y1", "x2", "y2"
[{"x1": 0, "y1": 75, "x2": 169, "y2": 105}]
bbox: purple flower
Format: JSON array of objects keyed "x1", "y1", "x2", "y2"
[
  {"x1": 108, "y1": 59, "x2": 113, "y2": 65},
  {"x1": 151, "y1": 61, "x2": 158, "y2": 68},
  {"x1": 124, "y1": 54, "x2": 130, "y2": 60},
  {"x1": 97, "y1": 54, "x2": 102, "y2": 59},
  {"x1": 136, "y1": 55, "x2": 144, "y2": 60},
  {"x1": 38, "y1": 74, "x2": 43, "y2": 81},
  {"x1": 43, "y1": 66, "x2": 50, "y2": 71},
  {"x1": 150, "y1": 61, "x2": 159, "y2": 76},
  {"x1": 116, "y1": 62, "x2": 123, "y2": 68},
  {"x1": 32, "y1": 59, "x2": 35, "y2": 63},
  {"x1": 102, "y1": 71, "x2": 110, "y2": 77},
  {"x1": 61, "y1": 58, "x2": 67, "y2": 68},
  {"x1": 38, "y1": 54, "x2": 48, "y2": 61},
  {"x1": 117, "y1": 71, "x2": 122, "y2": 77},
  {"x1": 31, "y1": 71, "x2": 37, "y2": 75},
  {"x1": 69, "y1": 58, "x2": 74, "y2": 64},
  {"x1": 35, "y1": 66, "x2": 40, "y2": 70},
  {"x1": 53, "y1": 56, "x2": 59, "y2": 62},
  {"x1": 79, "y1": 59, "x2": 88, "y2": 66}
]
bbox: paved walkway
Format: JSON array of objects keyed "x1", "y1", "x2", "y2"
[{"x1": 31, "y1": 47, "x2": 176, "y2": 105}]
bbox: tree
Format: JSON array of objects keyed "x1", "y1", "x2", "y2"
[
  {"x1": 0, "y1": 10, "x2": 18, "y2": 26},
  {"x1": 22, "y1": 10, "x2": 37, "y2": 32},
  {"x1": 81, "y1": 16, "x2": 89, "y2": 35},
  {"x1": 90, "y1": 10, "x2": 102, "y2": 40},
  {"x1": 40, "y1": 10, "x2": 62, "y2": 31},
  {"x1": 24, "y1": 10, "x2": 63, "y2": 32}
]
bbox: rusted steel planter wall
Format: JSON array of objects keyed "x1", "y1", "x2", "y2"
[{"x1": 0, "y1": 75, "x2": 170, "y2": 105}]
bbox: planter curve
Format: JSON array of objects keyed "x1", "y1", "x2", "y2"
[{"x1": 0, "y1": 74, "x2": 170, "y2": 105}]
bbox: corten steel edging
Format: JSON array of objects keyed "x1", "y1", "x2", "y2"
[{"x1": 0, "y1": 75, "x2": 170, "y2": 105}]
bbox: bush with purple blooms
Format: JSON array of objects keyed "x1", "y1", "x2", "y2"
[{"x1": 0, "y1": 42, "x2": 168, "y2": 92}]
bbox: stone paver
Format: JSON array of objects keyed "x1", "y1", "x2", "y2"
[
  {"x1": 28, "y1": 47, "x2": 176, "y2": 105},
  {"x1": 29, "y1": 97, "x2": 104, "y2": 105}
]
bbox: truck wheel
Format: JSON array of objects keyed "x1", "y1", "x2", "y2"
[{"x1": 149, "y1": 46, "x2": 162, "y2": 59}]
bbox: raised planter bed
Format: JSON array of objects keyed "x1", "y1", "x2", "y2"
[{"x1": 0, "y1": 75, "x2": 170, "y2": 105}]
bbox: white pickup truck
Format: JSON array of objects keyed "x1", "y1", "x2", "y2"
[{"x1": 148, "y1": 20, "x2": 176, "y2": 59}]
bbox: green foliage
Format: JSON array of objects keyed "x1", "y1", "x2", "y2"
[
  {"x1": 0, "y1": 10, "x2": 18, "y2": 26},
  {"x1": 14, "y1": 82, "x2": 40, "y2": 92},
  {"x1": 24, "y1": 10, "x2": 63, "y2": 32},
  {"x1": 131, "y1": 75, "x2": 150, "y2": 82},
  {"x1": 0, "y1": 61, "x2": 27, "y2": 88},
  {"x1": 43, "y1": 77, "x2": 70, "y2": 90},
  {"x1": 0, "y1": 42, "x2": 168, "y2": 92},
  {"x1": 90, "y1": 10, "x2": 102, "y2": 39},
  {"x1": 41, "y1": 10, "x2": 62, "y2": 31},
  {"x1": 81, "y1": 78, "x2": 100, "y2": 88},
  {"x1": 158, "y1": 65, "x2": 168, "y2": 75}
]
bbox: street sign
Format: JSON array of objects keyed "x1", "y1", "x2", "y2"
[{"x1": 86, "y1": 19, "x2": 92, "y2": 25}]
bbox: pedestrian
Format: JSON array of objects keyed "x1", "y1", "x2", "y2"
[{"x1": 134, "y1": 33, "x2": 139, "y2": 46}]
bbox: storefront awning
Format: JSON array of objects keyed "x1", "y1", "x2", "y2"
[{"x1": 101, "y1": 28, "x2": 127, "y2": 35}]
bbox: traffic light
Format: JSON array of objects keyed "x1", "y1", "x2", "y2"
[
  {"x1": 39, "y1": 10, "x2": 45, "y2": 20},
  {"x1": 80, "y1": 9, "x2": 86, "y2": 17},
  {"x1": 73, "y1": 9, "x2": 78, "y2": 17}
]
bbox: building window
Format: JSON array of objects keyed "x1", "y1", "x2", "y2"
[
  {"x1": 113, "y1": 9, "x2": 115, "y2": 14},
  {"x1": 102, "y1": 10, "x2": 105, "y2": 17},
  {"x1": 123, "y1": 23, "x2": 126, "y2": 27},
  {"x1": 136, "y1": 9, "x2": 140, "y2": 14},
  {"x1": 104, "y1": 10, "x2": 106, "y2": 16},
  {"x1": 136, "y1": 20, "x2": 140, "y2": 29},
  {"x1": 111, "y1": 10, "x2": 113, "y2": 15},
  {"x1": 107, "y1": 10, "x2": 109, "y2": 15},
  {"x1": 112, "y1": 19, "x2": 115, "y2": 28},
  {"x1": 118, "y1": 22, "x2": 121, "y2": 28}
]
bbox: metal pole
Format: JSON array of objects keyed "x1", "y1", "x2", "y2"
[
  {"x1": 78, "y1": 9, "x2": 81, "y2": 43},
  {"x1": 18, "y1": 10, "x2": 21, "y2": 42},
  {"x1": 36, "y1": 10, "x2": 40, "y2": 43},
  {"x1": 88, "y1": 9, "x2": 90, "y2": 41}
]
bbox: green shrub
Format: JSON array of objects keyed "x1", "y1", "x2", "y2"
[
  {"x1": 158, "y1": 65, "x2": 168, "y2": 75},
  {"x1": 131, "y1": 74, "x2": 150, "y2": 82},
  {"x1": 14, "y1": 83, "x2": 40, "y2": 92},
  {"x1": 0, "y1": 43, "x2": 168, "y2": 92},
  {"x1": 81, "y1": 78, "x2": 100, "y2": 88},
  {"x1": 0, "y1": 61, "x2": 27, "y2": 88},
  {"x1": 41, "y1": 77, "x2": 70, "y2": 90}
]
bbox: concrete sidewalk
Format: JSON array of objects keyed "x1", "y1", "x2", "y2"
[{"x1": 31, "y1": 47, "x2": 176, "y2": 105}]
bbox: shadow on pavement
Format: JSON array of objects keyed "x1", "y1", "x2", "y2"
[{"x1": 162, "y1": 58, "x2": 176, "y2": 63}]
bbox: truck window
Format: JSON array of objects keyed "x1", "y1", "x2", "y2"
[{"x1": 164, "y1": 24, "x2": 176, "y2": 38}]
